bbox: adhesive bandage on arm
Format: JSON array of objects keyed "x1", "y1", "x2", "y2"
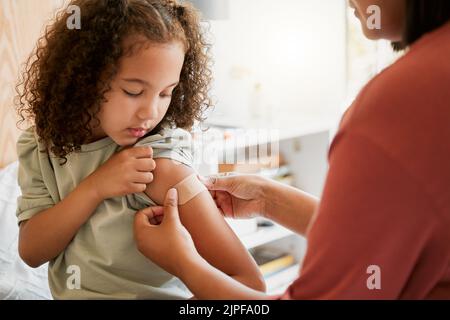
[{"x1": 173, "y1": 174, "x2": 208, "y2": 205}]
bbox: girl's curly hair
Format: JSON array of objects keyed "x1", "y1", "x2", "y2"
[{"x1": 16, "y1": 0, "x2": 212, "y2": 161}]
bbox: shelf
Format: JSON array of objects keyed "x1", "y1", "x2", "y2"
[
  {"x1": 202, "y1": 123, "x2": 332, "y2": 152},
  {"x1": 240, "y1": 224, "x2": 293, "y2": 249},
  {"x1": 195, "y1": 115, "x2": 335, "y2": 154}
]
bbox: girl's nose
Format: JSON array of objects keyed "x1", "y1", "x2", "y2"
[{"x1": 137, "y1": 99, "x2": 159, "y2": 120}]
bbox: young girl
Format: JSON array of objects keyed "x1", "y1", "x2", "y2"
[{"x1": 15, "y1": 0, "x2": 264, "y2": 299}]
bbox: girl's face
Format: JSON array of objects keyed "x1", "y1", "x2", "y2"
[
  {"x1": 349, "y1": 0, "x2": 406, "y2": 41},
  {"x1": 92, "y1": 39, "x2": 185, "y2": 146}
]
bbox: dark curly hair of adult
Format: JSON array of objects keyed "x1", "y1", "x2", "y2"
[{"x1": 16, "y1": 0, "x2": 212, "y2": 162}]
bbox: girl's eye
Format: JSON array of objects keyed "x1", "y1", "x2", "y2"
[
  {"x1": 160, "y1": 93, "x2": 172, "y2": 98},
  {"x1": 123, "y1": 89, "x2": 143, "y2": 97}
]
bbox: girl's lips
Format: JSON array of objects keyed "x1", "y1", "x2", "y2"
[{"x1": 128, "y1": 128, "x2": 147, "y2": 138}]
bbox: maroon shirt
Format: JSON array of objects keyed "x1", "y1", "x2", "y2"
[{"x1": 280, "y1": 22, "x2": 450, "y2": 299}]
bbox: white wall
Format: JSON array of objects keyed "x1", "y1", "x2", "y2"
[{"x1": 206, "y1": 0, "x2": 348, "y2": 127}]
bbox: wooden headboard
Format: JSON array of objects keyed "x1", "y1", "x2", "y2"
[{"x1": 0, "y1": 0, "x2": 65, "y2": 168}]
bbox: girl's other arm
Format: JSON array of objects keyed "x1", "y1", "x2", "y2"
[
  {"x1": 19, "y1": 146, "x2": 154, "y2": 268},
  {"x1": 19, "y1": 179, "x2": 102, "y2": 268}
]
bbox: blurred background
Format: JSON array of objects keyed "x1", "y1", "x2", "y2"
[
  {"x1": 194, "y1": 0, "x2": 400, "y2": 124},
  {"x1": 0, "y1": 0, "x2": 403, "y2": 296},
  {"x1": 0, "y1": 0, "x2": 400, "y2": 169}
]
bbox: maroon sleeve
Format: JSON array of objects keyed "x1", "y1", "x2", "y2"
[{"x1": 279, "y1": 132, "x2": 442, "y2": 299}]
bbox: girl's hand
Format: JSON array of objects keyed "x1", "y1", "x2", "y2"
[
  {"x1": 86, "y1": 146, "x2": 156, "y2": 201},
  {"x1": 198, "y1": 174, "x2": 269, "y2": 219},
  {"x1": 134, "y1": 188, "x2": 200, "y2": 278}
]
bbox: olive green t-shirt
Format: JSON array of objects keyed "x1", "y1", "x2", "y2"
[{"x1": 16, "y1": 127, "x2": 194, "y2": 299}]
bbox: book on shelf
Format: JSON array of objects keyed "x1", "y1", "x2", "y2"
[
  {"x1": 252, "y1": 248, "x2": 296, "y2": 278},
  {"x1": 259, "y1": 255, "x2": 295, "y2": 278}
]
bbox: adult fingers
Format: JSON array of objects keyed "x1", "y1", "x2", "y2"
[{"x1": 163, "y1": 188, "x2": 181, "y2": 224}]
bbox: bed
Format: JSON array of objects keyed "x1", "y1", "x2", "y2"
[{"x1": 0, "y1": 161, "x2": 52, "y2": 299}]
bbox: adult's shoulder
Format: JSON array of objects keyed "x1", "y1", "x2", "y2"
[
  {"x1": 332, "y1": 34, "x2": 450, "y2": 185},
  {"x1": 342, "y1": 36, "x2": 450, "y2": 138}
]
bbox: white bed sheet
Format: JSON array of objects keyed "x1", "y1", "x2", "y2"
[{"x1": 0, "y1": 162, "x2": 52, "y2": 300}]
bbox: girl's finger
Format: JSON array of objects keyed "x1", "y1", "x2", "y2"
[{"x1": 135, "y1": 158, "x2": 156, "y2": 172}]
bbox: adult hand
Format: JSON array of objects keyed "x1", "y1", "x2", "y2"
[
  {"x1": 134, "y1": 188, "x2": 200, "y2": 278},
  {"x1": 198, "y1": 174, "x2": 269, "y2": 220},
  {"x1": 86, "y1": 146, "x2": 155, "y2": 201}
]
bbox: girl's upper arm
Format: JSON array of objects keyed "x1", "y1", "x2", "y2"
[{"x1": 144, "y1": 158, "x2": 262, "y2": 281}]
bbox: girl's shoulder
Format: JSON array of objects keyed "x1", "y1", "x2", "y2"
[
  {"x1": 16, "y1": 127, "x2": 48, "y2": 160},
  {"x1": 133, "y1": 127, "x2": 194, "y2": 166},
  {"x1": 135, "y1": 127, "x2": 192, "y2": 148}
]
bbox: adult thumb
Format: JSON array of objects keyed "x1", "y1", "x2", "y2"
[
  {"x1": 198, "y1": 174, "x2": 234, "y2": 192},
  {"x1": 163, "y1": 188, "x2": 180, "y2": 223}
]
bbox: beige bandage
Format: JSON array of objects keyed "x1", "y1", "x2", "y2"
[{"x1": 173, "y1": 174, "x2": 207, "y2": 205}]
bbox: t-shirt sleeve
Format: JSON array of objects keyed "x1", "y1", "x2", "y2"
[
  {"x1": 126, "y1": 128, "x2": 194, "y2": 211},
  {"x1": 279, "y1": 132, "x2": 443, "y2": 299},
  {"x1": 134, "y1": 128, "x2": 193, "y2": 167},
  {"x1": 16, "y1": 129, "x2": 55, "y2": 224}
]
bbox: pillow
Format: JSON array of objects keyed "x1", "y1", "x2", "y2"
[{"x1": 0, "y1": 162, "x2": 52, "y2": 300}]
